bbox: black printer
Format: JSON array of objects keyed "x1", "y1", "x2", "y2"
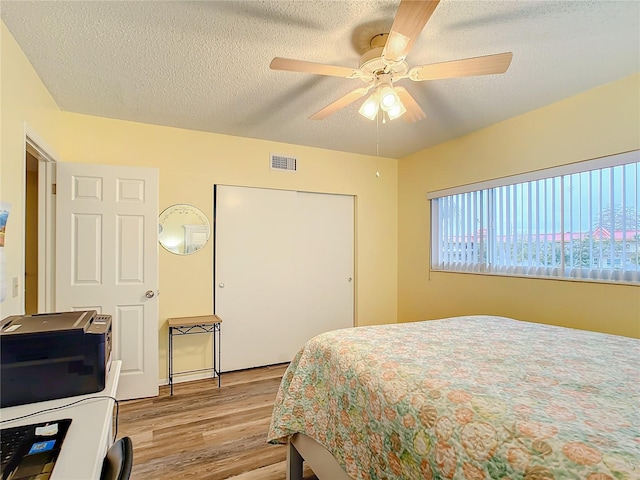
[{"x1": 0, "y1": 310, "x2": 112, "y2": 408}]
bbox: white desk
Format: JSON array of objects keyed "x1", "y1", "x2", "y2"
[{"x1": 0, "y1": 360, "x2": 122, "y2": 480}]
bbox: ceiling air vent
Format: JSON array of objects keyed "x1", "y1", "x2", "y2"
[{"x1": 270, "y1": 153, "x2": 297, "y2": 172}]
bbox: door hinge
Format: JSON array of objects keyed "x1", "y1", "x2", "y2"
[{"x1": 52, "y1": 183, "x2": 56, "y2": 195}]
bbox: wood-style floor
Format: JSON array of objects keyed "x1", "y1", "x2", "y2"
[{"x1": 118, "y1": 364, "x2": 317, "y2": 480}]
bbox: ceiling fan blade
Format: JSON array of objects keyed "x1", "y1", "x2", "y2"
[
  {"x1": 409, "y1": 52, "x2": 513, "y2": 81},
  {"x1": 382, "y1": 0, "x2": 440, "y2": 63},
  {"x1": 395, "y1": 87, "x2": 426, "y2": 123},
  {"x1": 270, "y1": 57, "x2": 361, "y2": 79},
  {"x1": 310, "y1": 88, "x2": 371, "y2": 120}
]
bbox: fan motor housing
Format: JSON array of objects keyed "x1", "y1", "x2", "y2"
[
  {"x1": 359, "y1": 39, "x2": 409, "y2": 79},
  {"x1": 359, "y1": 46, "x2": 386, "y2": 73}
]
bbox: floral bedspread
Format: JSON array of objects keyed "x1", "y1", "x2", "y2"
[{"x1": 267, "y1": 316, "x2": 640, "y2": 480}]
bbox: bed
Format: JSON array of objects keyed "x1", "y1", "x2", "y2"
[{"x1": 267, "y1": 315, "x2": 639, "y2": 480}]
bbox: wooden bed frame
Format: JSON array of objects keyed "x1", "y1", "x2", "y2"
[{"x1": 286, "y1": 433, "x2": 352, "y2": 480}]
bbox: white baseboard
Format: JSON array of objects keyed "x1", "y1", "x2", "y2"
[{"x1": 159, "y1": 370, "x2": 218, "y2": 386}]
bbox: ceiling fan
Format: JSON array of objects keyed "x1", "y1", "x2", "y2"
[{"x1": 269, "y1": 0, "x2": 513, "y2": 123}]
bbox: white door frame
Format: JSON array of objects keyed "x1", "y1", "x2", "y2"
[{"x1": 23, "y1": 123, "x2": 59, "y2": 313}]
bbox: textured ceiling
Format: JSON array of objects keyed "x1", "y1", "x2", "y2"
[{"x1": 2, "y1": 1, "x2": 639, "y2": 158}]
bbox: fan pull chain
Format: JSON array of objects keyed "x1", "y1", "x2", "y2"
[{"x1": 375, "y1": 112, "x2": 380, "y2": 178}]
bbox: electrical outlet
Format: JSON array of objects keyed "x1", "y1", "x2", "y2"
[{"x1": 12, "y1": 277, "x2": 19, "y2": 297}]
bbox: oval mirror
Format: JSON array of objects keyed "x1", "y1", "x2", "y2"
[{"x1": 158, "y1": 204, "x2": 210, "y2": 255}]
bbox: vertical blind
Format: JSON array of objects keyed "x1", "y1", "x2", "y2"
[{"x1": 430, "y1": 153, "x2": 639, "y2": 284}]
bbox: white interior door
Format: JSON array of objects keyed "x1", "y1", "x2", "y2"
[
  {"x1": 215, "y1": 185, "x2": 354, "y2": 372},
  {"x1": 56, "y1": 162, "x2": 159, "y2": 400}
]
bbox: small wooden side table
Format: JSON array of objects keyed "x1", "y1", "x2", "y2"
[{"x1": 167, "y1": 314, "x2": 222, "y2": 396}]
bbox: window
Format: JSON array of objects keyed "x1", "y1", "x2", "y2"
[{"x1": 429, "y1": 151, "x2": 639, "y2": 284}]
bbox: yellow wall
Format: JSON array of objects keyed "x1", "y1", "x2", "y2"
[
  {"x1": 0, "y1": 21, "x2": 62, "y2": 318},
  {"x1": 57, "y1": 112, "x2": 399, "y2": 377},
  {"x1": 398, "y1": 73, "x2": 640, "y2": 338},
  {"x1": 3, "y1": 15, "x2": 638, "y2": 390},
  {"x1": 1, "y1": 21, "x2": 398, "y2": 379}
]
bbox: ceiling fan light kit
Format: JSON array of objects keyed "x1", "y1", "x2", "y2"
[
  {"x1": 387, "y1": 101, "x2": 407, "y2": 121},
  {"x1": 358, "y1": 92, "x2": 380, "y2": 120},
  {"x1": 269, "y1": 0, "x2": 513, "y2": 124},
  {"x1": 378, "y1": 85, "x2": 400, "y2": 111}
]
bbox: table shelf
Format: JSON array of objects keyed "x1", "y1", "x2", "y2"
[{"x1": 167, "y1": 315, "x2": 222, "y2": 395}]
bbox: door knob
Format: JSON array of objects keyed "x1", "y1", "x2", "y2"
[
  {"x1": 145, "y1": 290, "x2": 155, "y2": 298},
  {"x1": 218, "y1": 283, "x2": 225, "y2": 288}
]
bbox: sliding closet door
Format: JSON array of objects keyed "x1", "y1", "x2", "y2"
[
  {"x1": 294, "y1": 191, "x2": 354, "y2": 337},
  {"x1": 214, "y1": 185, "x2": 354, "y2": 372},
  {"x1": 214, "y1": 186, "x2": 299, "y2": 372}
]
